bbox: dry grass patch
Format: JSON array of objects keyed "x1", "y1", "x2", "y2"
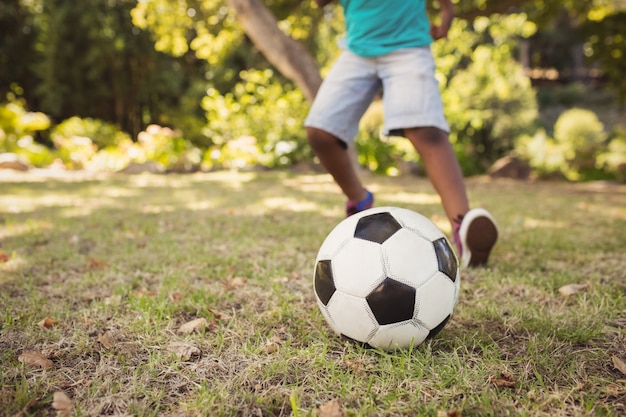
[{"x1": 1, "y1": 170, "x2": 625, "y2": 416}]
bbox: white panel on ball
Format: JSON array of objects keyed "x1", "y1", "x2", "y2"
[
  {"x1": 316, "y1": 216, "x2": 359, "y2": 260},
  {"x1": 414, "y1": 274, "x2": 457, "y2": 329},
  {"x1": 382, "y1": 228, "x2": 439, "y2": 287},
  {"x1": 316, "y1": 299, "x2": 341, "y2": 335},
  {"x1": 332, "y1": 239, "x2": 386, "y2": 298},
  {"x1": 368, "y1": 321, "x2": 429, "y2": 350},
  {"x1": 327, "y1": 292, "x2": 378, "y2": 342}
]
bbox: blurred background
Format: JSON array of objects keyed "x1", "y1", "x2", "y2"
[{"x1": 1, "y1": 0, "x2": 625, "y2": 181}]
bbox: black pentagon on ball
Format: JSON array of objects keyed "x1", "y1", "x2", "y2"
[
  {"x1": 314, "y1": 259, "x2": 336, "y2": 306},
  {"x1": 433, "y1": 238, "x2": 458, "y2": 282},
  {"x1": 366, "y1": 278, "x2": 416, "y2": 325},
  {"x1": 354, "y1": 212, "x2": 402, "y2": 244}
]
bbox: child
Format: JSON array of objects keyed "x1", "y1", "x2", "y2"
[{"x1": 305, "y1": 0, "x2": 498, "y2": 267}]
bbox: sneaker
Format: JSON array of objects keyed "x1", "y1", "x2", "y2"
[
  {"x1": 453, "y1": 208, "x2": 498, "y2": 268},
  {"x1": 346, "y1": 190, "x2": 374, "y2": 217}
]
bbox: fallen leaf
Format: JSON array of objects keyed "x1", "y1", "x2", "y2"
[
  {"x1": 319, "y1": 400, "x2": 348, "y2": 417},
  {"x1": 134, "y1": 287, "x2": 157, "y2": 297},
  {"x1": 437, "y1": 411, "x2": 461, "y2": 417},
  {"x1": 51, "y1": 391, "x2": 73, "y2": 416},
  {"x1": 58, "y1": 379, "x2": 91, "y2": 389},
  {"x1": 104, "y1": 294, "x2": 122, "y2": 305},
  {"x1": 558, "y1": 283, "x2": 588, "y2": 296},
  {"x1": 606, "y1": 383, "x2": 626, "y2": 395},
  {"x1": 37, "y1": 317, "x2": 57, "y2": 329},
  {"x1": 178, "y1": 318, "x2": 209, "y2": 335},
  {"x1": 168, "y1": 342, "x2": 200, "y2": 361},
  {"x1": 489, "y1": 372, "x2": 516, "y2": 388},
  {"x1": 96, "y1": 332, "x2": 114, "y2": 349},
  {"x1": 170, "y1": 291, "x2": 183, "y2": 302},
  {"x1": 222, "y1": 277, "x2": 247, "y2": 290},
  {"x1": 612, "y1": 355, "x2": 626, "y2": 375},
  {"x1": 265, "y1": 340, "x2": 279, "y2": 354},
  {"x1": 0, "y1": 252, "x2": 9, "y2": 263},
  {"x1": 18, "y1": 351, "x2": 53, "y2": 370},
  {"x1": 344, "y1": 359, "x2": 365, "y2": 375},
  {"x1": 87, "y1": 258, "x2": 107, "y2": 270},
  {"x1": 207, "y1": 307, "x2": 229, "y2": 320}
]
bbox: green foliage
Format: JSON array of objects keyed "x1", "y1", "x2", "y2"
[
  {"x1": 0, "y1": 90, "x2": 55, "y2": 167},
  {"x1": 202, "y1": 69, "x2": 312, "y2": 169},
  {"x1": 597, "y1": 130, "x2": 626, "y2": 182},
  {"x1": 355, "y1": 102, "x2": 418, "y2": 176},
  {"x1": 135, "y1": 124, "x2": 202, "y2": 170},
  {"x1": 536, "y1": 82, "x2": 588, "y2": 109},
  {"x1": 2, "y1": 0, "x2": 206, "y2": 138},
  {"x1": 50, "y1": 117, "x2": 134, "y2": 170},
  {"x1": 437, "y1": 14, "x2": 539, "y2": 174},
  {"x1": 52, "y1": 117, "x2": 131, "y2": 150},
  {"x1": 554, "y1": 108, "x2": 607, "y2": 180},
  {"x1": 0, "y1": 0, "x2": 40, "y2": 101},
  {"x1": 582, "y1": 12, "x2": 626, "y2": 105},
  {"x1": 516, "y1": 108, "x2": 620, "y2": 181},
  {"x1": 3, "y1": 0, "x2": 624, "y2": 178}
]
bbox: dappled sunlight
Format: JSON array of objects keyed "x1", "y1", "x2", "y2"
[
  {"x1": 380, "y1": 191, "x2": 440, "y2": 206},
  {"x1": 576, "y1": 201, "x2": 626, "y2": 220},
  {"x1": 59, "y1": 205, "x2": 102, "y2": 218},
  {"x1": 523, "y1": 217, "x2": 568, "y2": 229},
  {"x1": 185, "y1": 171, "x2": 259, "y2": 187},
  {"x1": 282, "y1": 174, "x2": 341, "y2": 193},
  {"x1": 185, "y1": 200, "x2": 218, "y2": 211},
  {"x1": 139, "y1": 204, "x2": 178, "y2": 214},
  {"x1": 0, "y1": 253, "x2": 28, "y2": 273},
  {"x1": 101, "y1": 187, "x2": 139, "y2": 198},
  {"x1": 1, "y1": 194, "x2": 80, "y2": 214},
  {"x1": 261, "y1": 197, "x2": 319, "y2": 212},
  {"x1": 0, "y1": 219, "x2": 53, "y2": 239}
]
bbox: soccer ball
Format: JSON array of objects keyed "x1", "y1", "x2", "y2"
[{"x1": 313, "y1": 206, "x2": 460, "y2": 350}]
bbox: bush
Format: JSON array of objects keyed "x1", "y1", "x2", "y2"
[
  {"x1": 50, "y1": 117, "x2": 133, "y2": 169},
  {"x1": 355, "y1": 101, "x2": 419, "y2": 176},
  {"x1": 597, "y1": 129, "x2": 626, "y2": 182},
  {"x1": 553, "y1": 108, "x2": 607, "y2": 180},
  {"x1": 0, "y1": 92, "x2": 55, "y2": 167},
  {"x1": 516, "y1": 108, "x2": 619, "y2": 181},
  {"x1": 202, "y1": 69, "x2": 312, "y2": 169},
  {"x1": 134, "y1": 124, "x2": 201, "y2": 170},
  {"x1": 52, "y1": 117, "x2": 131, "y2": 150},
  {"x1": 439, "y1": 15, "x2": 539, "y2": 175}
]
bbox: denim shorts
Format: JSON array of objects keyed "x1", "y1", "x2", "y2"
[{"x1": 305, "y1": 47, "x2": 449, "y2": 145}]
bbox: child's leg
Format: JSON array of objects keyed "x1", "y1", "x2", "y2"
[
  {"x1": 403, "y1": 126, "x2": 469, "y2": 226},
  {"x1": 306, "y1": 127, "x2": 368, "y2": 202}
]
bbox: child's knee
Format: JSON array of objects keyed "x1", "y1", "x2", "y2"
[
  {"x1": 407, "y1": 127, "x2": 450, "y2": 147},
  {"x1": 307, "y1": 127, "x2": 346, "y2": 151}
]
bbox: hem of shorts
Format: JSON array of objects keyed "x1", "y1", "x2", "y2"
[
  {"x1": 384, "y1": 118, "x2": 450, "y2": 136},
  {"x1": 304, "y1": 121, "x2": 355, "y2": 146}
]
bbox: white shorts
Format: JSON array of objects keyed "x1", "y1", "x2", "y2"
[{"x1": 305, "y1": 47, "x2": 449, "y2": 145}]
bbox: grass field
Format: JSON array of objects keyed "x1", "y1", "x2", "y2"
[{"x1": 1, "y1": 169, "x2": 625, "y2": 416}]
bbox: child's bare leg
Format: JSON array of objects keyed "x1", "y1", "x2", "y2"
[
  {"x1": 403, "y1": 126, "x2": 469, "y2": 226},
  {"x1": 307, "y1": 127, "x2": 368, "y2": 202}
]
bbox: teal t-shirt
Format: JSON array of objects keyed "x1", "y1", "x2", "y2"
[{"x1": 339, "y1": 0, "x2": 432, "y2": 57}]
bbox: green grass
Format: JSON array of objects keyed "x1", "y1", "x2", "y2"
[{"x1": 1, "y1": 169, "x2": 625, "y2": 416}]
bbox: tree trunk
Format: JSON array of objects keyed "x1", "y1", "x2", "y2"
[
  {"x1": 225, "y1": 0, "x2": 323, "y2": 102},
  {"x1": 227, "y1": 0, "x2": 363, "y2": 174}
]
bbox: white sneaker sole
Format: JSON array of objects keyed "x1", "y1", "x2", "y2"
[{"x1": 459, "y1": 208, "x2": 498, "y2": 268}]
